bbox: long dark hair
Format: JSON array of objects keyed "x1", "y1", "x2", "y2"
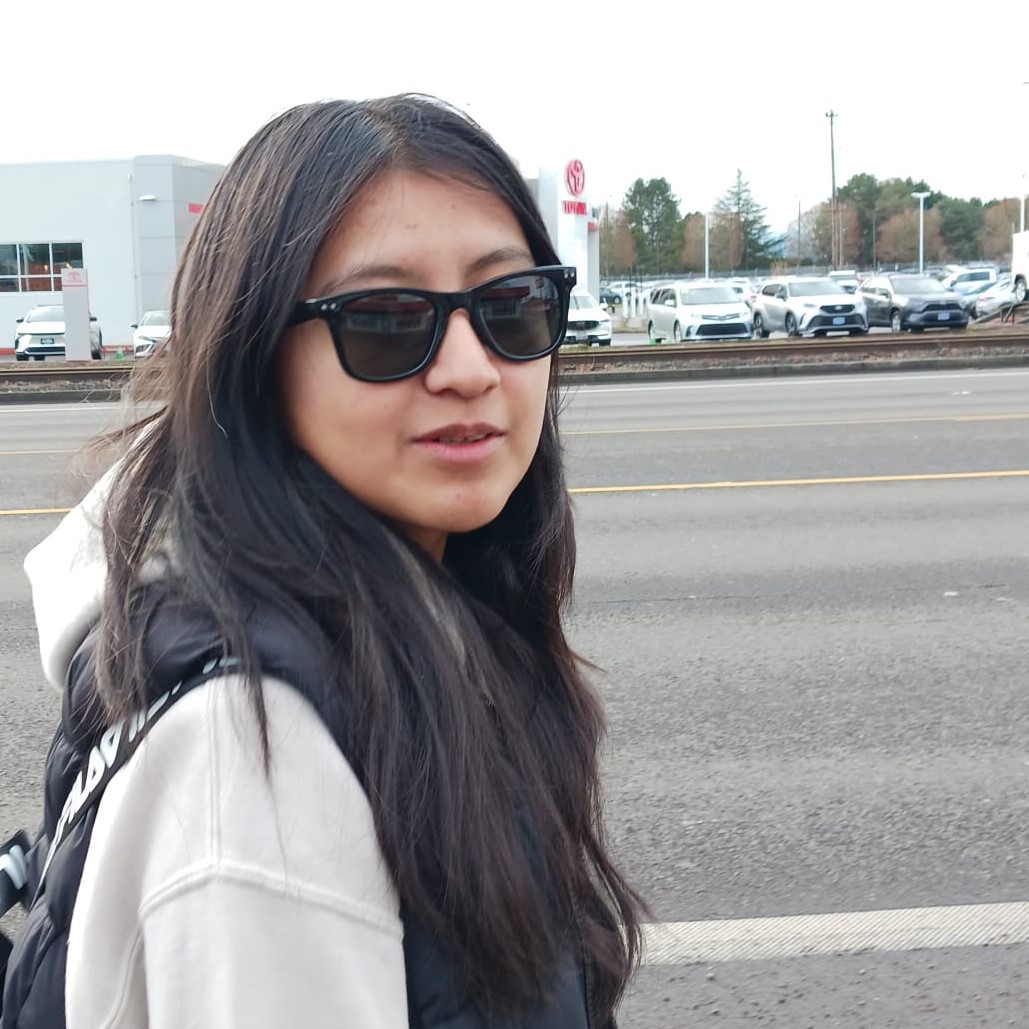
[{"x1": 97, "y1": 95, "x2": 643, "y2": 1021}]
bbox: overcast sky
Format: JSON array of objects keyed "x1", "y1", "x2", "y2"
[{"x1": 5, "y1": 0, "x2": 1027, "y2": 233}]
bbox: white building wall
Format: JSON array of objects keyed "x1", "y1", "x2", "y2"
[
  {"x1": 0, "y1": 160, "x2": 134, "y2": 345},
  {"x1": 1, "y1": 155, "x2": 222, "y2": 349}
]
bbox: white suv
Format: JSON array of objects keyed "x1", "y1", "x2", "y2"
[
  {"x1": 647, "y1": 282, "x2": 753, "y2": 342},
  {"x1": 14, "y1": 305, "x2": 103, "y2": 361},
  {"x1": 752, "y1": 278, "x2": 868, "y2": 338},
  {"x1": 563, "y1": 288, "x2": 612, "y2": 346}
]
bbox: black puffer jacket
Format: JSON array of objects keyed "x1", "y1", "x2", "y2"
[{"x1": 2, "y1": 594, "x2": 595, "y2": 1029}]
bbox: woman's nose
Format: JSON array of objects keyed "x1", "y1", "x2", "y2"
[{"x1": 422, "y1": 310, "x2": 501, "y2": 396}]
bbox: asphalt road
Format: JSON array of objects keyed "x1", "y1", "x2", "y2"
[{"x1": 2, "y1": 368, "x2": 1029, "y2": 1027}]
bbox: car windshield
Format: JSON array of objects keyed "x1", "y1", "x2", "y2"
[
  {"x1": 25, "y1": 306, "x2": 64, "y2": 322},
  {"x1": 788, "y1": 280, "x2": 839, "y2": 296},
  {"x1": 570, "y1": 293, "x2": 600, "y2": 310},
  {"x1": 140, "y1": 310, "x2": 170, "y2": 326},
  {"x1": 890, "y1": 277, "x2": 946, "y2": 294},
  {"x1": 681, "y1": 286, "x2": 737, "y2": 304}
]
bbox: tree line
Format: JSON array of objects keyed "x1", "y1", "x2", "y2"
[{"x1": 601, "y1": 170, "x2": 1023, "y2": 277}]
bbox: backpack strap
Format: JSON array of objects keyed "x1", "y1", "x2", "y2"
[
  {"x1": 30, "y1": 655, "x2": 240, "y2": 905},
  {"x1": 0, "y1": 831, "x2": 31, "y2": 921}
]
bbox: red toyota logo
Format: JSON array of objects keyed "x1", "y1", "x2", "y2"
[{"x1": 565, "y1": 159, "x2": 586, "y2": 197}]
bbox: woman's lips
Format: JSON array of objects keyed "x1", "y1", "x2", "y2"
[{"x1": 414, "y1": 432, "x2": 504, "y2": 464}]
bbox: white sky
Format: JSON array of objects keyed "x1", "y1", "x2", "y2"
[{"x1": 5, "y1": 0, "x2": 1027, "y2": 233}]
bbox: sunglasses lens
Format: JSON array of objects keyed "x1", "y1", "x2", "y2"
[
  {"x1": 337, "y1": 293, "x2": 437, "y2": 380},
  {"x1": 479, "y1": 273, "x2": 563, "y2": 358}
]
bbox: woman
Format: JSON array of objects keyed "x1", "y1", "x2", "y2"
[{"x1": 4, "y1": 95, "x2": 643, "y2": 1028}]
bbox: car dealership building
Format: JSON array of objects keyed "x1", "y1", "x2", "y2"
[{"x1": 1, "y1": 154, "x2": 599, "y2": 350}]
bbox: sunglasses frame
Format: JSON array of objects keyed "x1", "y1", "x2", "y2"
[{"x1": 288, "y1": 265, "x2": 577, "y2": 383}]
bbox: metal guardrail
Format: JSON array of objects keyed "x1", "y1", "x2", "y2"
[{"x1": 2, "y1": 328, "x2": 1029, "y2": 386}]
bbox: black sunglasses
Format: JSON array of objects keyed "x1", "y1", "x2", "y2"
[{"x1": 287, "y1": 265, "x2": 577, "y2": 383}]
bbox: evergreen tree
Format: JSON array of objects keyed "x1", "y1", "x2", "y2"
[
  {"x1": 621, "y1": 178, "x2": 683, "y2": 275},
  {"x1": 713, "y1": 170, "x2": 781, "y2": 270}
]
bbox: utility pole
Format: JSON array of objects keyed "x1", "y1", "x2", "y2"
[
  {"x1": 796, "y1": 196, "x2": 802, "y2": 273},
  {"x1": 826, "y1": 110, "x2": 838, "y2": 269}
]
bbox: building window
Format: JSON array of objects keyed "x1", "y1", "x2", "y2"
[{"x1": 0, "y1": 242, "x2": 84, "y2": 292}]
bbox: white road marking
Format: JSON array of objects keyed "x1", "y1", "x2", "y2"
[
  {"x1": 570, "y1": 369, "x2": 1029, "y2": 396},
  {"x1": 643, "y1": 901, "x2": 1029, "y2": 966},
  {"x1": 0, "y1": 403, "x2": 122, "y2": 414}
]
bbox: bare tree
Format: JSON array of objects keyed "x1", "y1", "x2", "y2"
[
  {"x1": 599, "y1": 206, "x2": 638, "y2": 277},
  {"x1": 681, "y1": 213, "x2": 706, "y2": 272},
  {"x1": 710, "y1": 211, "x2": 744, "y2": 272},
  {"x1": 977, "y1": 199, "x2": 1021, "y2": 261},
  {"x1": 877, "y1": 208, "x2": 943, "y2": 265}
]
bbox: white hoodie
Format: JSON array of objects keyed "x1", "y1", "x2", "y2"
[{"x1": 24, "y1": 471, "x2": 408, "y2": 1029}]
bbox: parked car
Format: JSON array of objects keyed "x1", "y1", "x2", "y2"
[
  {"x1": 725, "y1": 278, "x2": 758, "y2": 308},
  {"x1": 598, "y1": 286, "x2": 621, "y2": 309},
  {"x1": 959, "y1": 280, "x2": 997, "y2": 317},
  {"x1": 131, "y1": 310, "x2": 172, "y2": 357},
  {"x1": 940, "y1": 267, "x2": 998, "y2": 293},
  {"x1": 827, "y1": 270, "x2": 861, "y2": 294},
  {"x1": 858, "y1": 274, "x2": 968, "y2": 332},
  {"x1": 973, "y1": 277, "x2": 1017, "y2": 319},
  {"x1": 751, "y1": 278, "x2": 868, "y2": 338},
  {"x1": 13, "y1": 305, "x2": 103, "y2": 361},
  {"x1": 647, "y1": 282, "x2": 754, "y2": 342},
  {"x1": 563, "y1": 288, "x2": 612, "y2": 346}
]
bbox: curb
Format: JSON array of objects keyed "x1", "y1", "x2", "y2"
[
  {"x1": 0, "y1": 389, "x2": 123, "y2": 405},
  {"x1": 557, "y1": 353, "x2": 1029, "y2": 385},
  {"x1": 2, "y1": 354, "x2": 1028, "y2": 404}
]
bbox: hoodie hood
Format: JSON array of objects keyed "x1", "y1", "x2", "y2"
[
  {"x1": 23, "y1": 465, "x2": 169, "y2": 695},
  {"x1": 24, "y1": 467, "x2": 117, "y2": 693}
]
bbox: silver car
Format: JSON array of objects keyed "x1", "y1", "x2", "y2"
[
  {"x1": 973, "y1": 277, "x2": 1016, "y2": 319},
  {"x1": 752, "y1": 278, "x2": 868, "y2": 338}
]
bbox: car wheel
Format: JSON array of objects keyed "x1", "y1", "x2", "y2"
[
  {"x1": 1015, "y1": 278, "x2": 1027, "y2": 304},
  {"x1": 753, "y1": 312, "x2": 769, "y2": 338},
  {"x1": 15, "y1": 354, "x2": 28, "y2": 362},
  {"x1": 599, "y1": 338, "x2": 611, "y2": 347},
  {"x1": 890, "y1": 310, "x2": 903, "y2": 333},
  {"x1": 672, "y1": 322, "x2": 683, "y2": 344},
  {"x1": 647, "y1": 321, "x2": 659, "y2": 344},
  {"x1": 32, "y1": 355, "x2": 44, "y2": 361},
  {"x1": 784, "y1": 313, "x2": 799, "y2": 337}
]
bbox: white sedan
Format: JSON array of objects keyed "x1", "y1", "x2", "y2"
[
  {"x1": 132, "y1": 310, "x2": 172, "y2": 357},
  {"x1": 973, "y1": 278, "x2": 1016, "y2": 320}
]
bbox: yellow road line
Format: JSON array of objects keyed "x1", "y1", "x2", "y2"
[
  {"x1": 569, "y1": 470, "x2": 1029, "y2": 494},
  {"x1": 0, "y1": 507, "x2": 72, "y2": 516},
  {"x1": 564, "y1": 413, "x2": 1029, "y2": 436},
  {"x1": 4, "y1": 470, "x2": 1028, "y2": 517}
]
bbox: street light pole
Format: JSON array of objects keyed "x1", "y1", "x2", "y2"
[
  {"x1": 911, "y1": 191, "x2": 930, "y2": 274},
  {"x1": 826, "y1": 110, "x2": 838, "y2": 269}
]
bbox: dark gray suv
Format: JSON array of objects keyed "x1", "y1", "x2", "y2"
[{"x1": 859, "y1": 275, "x2": 968, "y2": 332}]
